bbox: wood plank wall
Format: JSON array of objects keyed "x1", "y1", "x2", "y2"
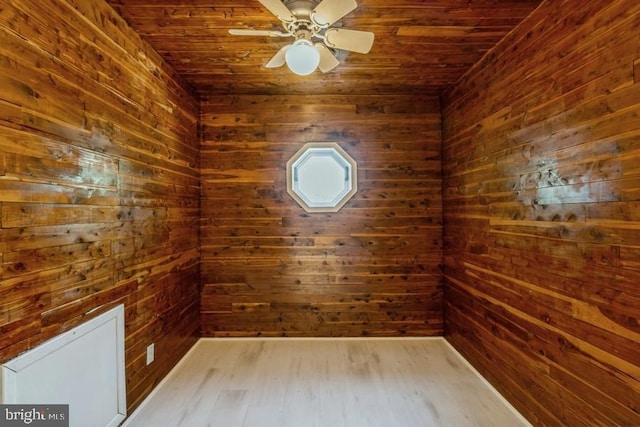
[
  {"x1": 0, "y1": 0, "x2": 200, "y2": 413},
  {"x1": 442, "y1": 0, "x2": 640, "y2": 424},
  {"x1": 200, "y1": 94, "x2": 443, "y2": 337}
]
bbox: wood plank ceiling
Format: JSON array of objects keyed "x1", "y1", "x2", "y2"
[{"x1": 105, "y1": 0, "x2": 544, "y2": 96}]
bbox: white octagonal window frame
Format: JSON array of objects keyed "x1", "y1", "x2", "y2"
[{"x1": 286, "y1": 142, "x2": 357, "y2": 213}]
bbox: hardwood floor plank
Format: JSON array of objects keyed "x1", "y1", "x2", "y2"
[{"x1": 123, "y1": 338, "x2": 529, "y2": 427}]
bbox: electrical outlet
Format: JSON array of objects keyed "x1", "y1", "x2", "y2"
[{"x1": 146, "y1": 343, "x2": 155, "y2": 365}]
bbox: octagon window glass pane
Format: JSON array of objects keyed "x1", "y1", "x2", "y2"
[
  {"x1": 286, "y1": 143, "x2": 357, "y2": 213},
  {"x1": 294, "y1": 150, "x2": 350, "y2": 207}
]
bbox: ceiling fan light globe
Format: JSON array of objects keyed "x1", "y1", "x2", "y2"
[{"x1": 285, "y1": 40, "x2": 320, "y2": 75}]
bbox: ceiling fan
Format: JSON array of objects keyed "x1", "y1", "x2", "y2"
[{"x1": 229, "y1": 0, "x2": 374, "y2": 75}]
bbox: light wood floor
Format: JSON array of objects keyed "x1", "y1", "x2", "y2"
[{"x1": 123, "y1": 338, "x2": 529, "y2": 427}]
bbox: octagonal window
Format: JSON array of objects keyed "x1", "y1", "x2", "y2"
[{"x1": 286, "y1": 143, "x2": 357, "y2": 213}]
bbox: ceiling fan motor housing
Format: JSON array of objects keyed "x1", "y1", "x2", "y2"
[
  {"x1": 281, "y1": 0, "x2": 326, "y2": 39},
  {"x1": 283, "y1": 0, "x2": 321, "y2": 20}
]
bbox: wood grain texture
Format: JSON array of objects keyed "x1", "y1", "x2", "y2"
[
  {"x1": 442, "y1": 0, "x2": 640, "y2": 424},
  {"x1": 0, "y1": 0, "x2": 200, "y2": 414},
  {"x1": 200, "y1": 94, "x2": 443, "y2": 337},
  {"x1": 123, "y1": 338, "x2": 529, "y2": 427},
  {"x1": 104, "y1": 0, "x2": 543, "y2": 96}
]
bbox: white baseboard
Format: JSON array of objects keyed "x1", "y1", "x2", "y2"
[
  {"x1": 122, "y1": 339, "x2": 204, "y2": 426},
  {"x1": 442, "y1": 338, "x2": 532, "y2": 427}
]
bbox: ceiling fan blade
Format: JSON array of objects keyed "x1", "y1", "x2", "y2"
[
  {"x1": 258, "y1": 0, "x2": 296, "y2": 23},
  {"x1": 324, "y1": 28, "x2": 374, "y2": 54},
  {"x1": 315, "y1": 44, "x2": 340, "y2": 73},
  {"x1": 229, "y1": 29, "x2": 290, "y2": 37},
  {"x1": 265, "y1": 44, "x2": 291, "y2": 68},
  {"x1": 311, "y1": 0, "x2": 357, "y2": 26}
]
